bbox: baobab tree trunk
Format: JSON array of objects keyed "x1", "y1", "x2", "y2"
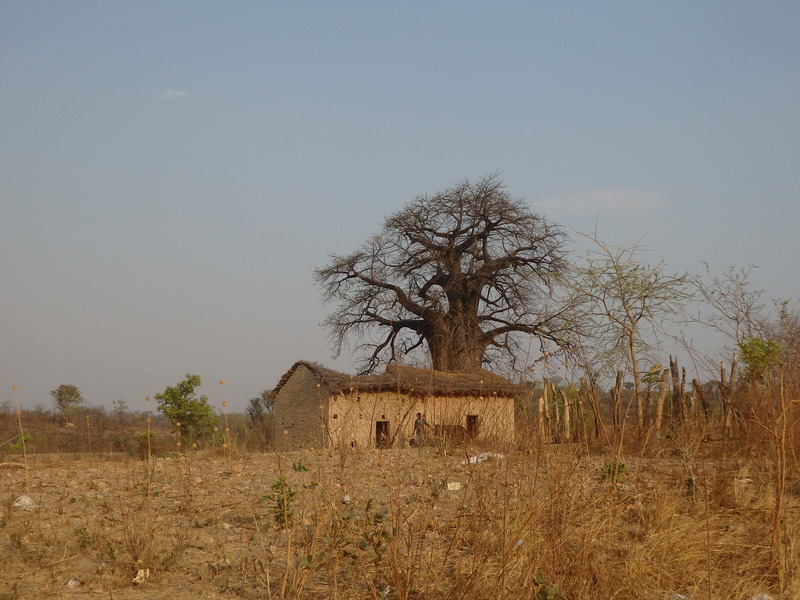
[{"x1": 425, "y1": 320, "x2": 488, "y2": 372}]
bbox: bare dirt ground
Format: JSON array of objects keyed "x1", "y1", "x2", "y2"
[
  {"x1": 0, "y1": 445, "x2": 793, "y2": 599},
  {"x1": 3, "y1": 447, "x2": 465, "y2": 600}
]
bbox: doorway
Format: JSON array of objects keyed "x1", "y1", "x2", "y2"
[
  {"x1": 466, "y1": 415, "x2": 479, "y2": 439},
  {"x1": 375, "y1": 420, "x2": 390, "y2": 447}
]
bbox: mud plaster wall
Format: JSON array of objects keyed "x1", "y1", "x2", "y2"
[{"x1": 326, "y1": 392, "x2": 515, "y2": 448}]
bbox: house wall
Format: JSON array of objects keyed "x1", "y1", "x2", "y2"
[
  {"x1": 271, "y1": 365, "x2": 330, "y2": 451},
  {"x1": 326, "y1": 391, "x2": 515, "y2": 448}
]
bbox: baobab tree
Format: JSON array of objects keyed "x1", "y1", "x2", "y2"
[{"x1": 315, "y1": 174, "x2": 574, "y2": 374}]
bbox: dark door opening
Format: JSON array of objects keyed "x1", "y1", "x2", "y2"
[
  {"x1": 466, "y1": 415, "x2": 479, "y2": 439},
  {"x1": 375, "y1": 420, "x2": 390, "y2": 447}
]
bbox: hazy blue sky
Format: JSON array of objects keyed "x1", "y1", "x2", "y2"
[{"x1": 2, "y1": 2, "x2": 798, "y2": 412}]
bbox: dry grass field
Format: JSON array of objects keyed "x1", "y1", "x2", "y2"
[{"x1": 1, "y1": 433, "x2": 796, "y2": 600}]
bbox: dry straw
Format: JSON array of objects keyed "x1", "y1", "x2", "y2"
[
  {"x1": 145, "y1": 396, "x2": 153, "y2": 499},
  {"x1": 11, "y1": 385, "x2": 30, "y2": 494},
  {"x1": 85, "y1": 414, "x2": 92, "y2": 453},
  {"x1": 220, "y1": 379, "x2": 231, "y2": 460}
]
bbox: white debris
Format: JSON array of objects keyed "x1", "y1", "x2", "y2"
[
  {"x1": 446, "y1": 482, "x2": 461, "y2": 491},
  {"x1": 132, "y1": 568, "x2": 150, "y2": 585},
  {"x1": 67, "y1": 579, "x2": 80, "y2": 588},
  {"x1": 342, "y1": 494, "x2": 351, "y2": 504},
  {"x1": 460, "y1": 452, "x2": 505, "y2": 465},
  {"x1": 13, "y1": 494, "x2": 36, "y2": 509},
  {"x1": 380, "y1": 585, "x2": 396, "y2": 599},
  {"x1": 751, "y1": 594, "x2": 775, "y2": 600}
]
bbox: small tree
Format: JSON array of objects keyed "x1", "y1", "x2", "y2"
[
  {"x1": 246, "y1": 389, "x2": 273, "y2": 425},
  {"x1": 112, "y1": 398, "x2": 129, "y2": 425},
  {"x1": 50, "y1": 384, "x2": 85, "y2": 424},
  {"x1": 692, "y1": 263, "x2": 766, "y2": 347},
  {"x1": 245, "y1": 389, "x2": 274, "y2": 447},
  {"x1": 738, "y1": 337, "x2": 781, "y2": 383},
  {"x1": 690, "y1": 264, "x2": 771, "y2": 436},
  {"x1": 155, "y1": 374, "x2": 217, "y2": 445},
  {"x1": 573, "y1": 235, "x2": 691, "y2": 428}
]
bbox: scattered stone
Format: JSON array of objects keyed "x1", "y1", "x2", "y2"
[
  {"x1": 726, "y1": 523, "x2": 746, "y2": 534},
  {"x1": 13, "y1": 494, "x2": 36, "y2": 509},
  {"x1": 132, "y1": 568, "x2": 150, "y2": 585},
  {"x1": 460, "y1": 452, "x2": 504, "y2": 465}
]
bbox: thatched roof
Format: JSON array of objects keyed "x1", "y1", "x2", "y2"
[{"x1": 272, "y1": 361, "x2": 518, "y2": 398}]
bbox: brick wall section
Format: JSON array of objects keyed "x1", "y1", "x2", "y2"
[{"x1": 272, "y1": 364, "x2": 330, "y2": 451}]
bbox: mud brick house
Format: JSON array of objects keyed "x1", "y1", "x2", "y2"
[{"x1": 270, "y1": 361, "x2": 518, "y2": 450}]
